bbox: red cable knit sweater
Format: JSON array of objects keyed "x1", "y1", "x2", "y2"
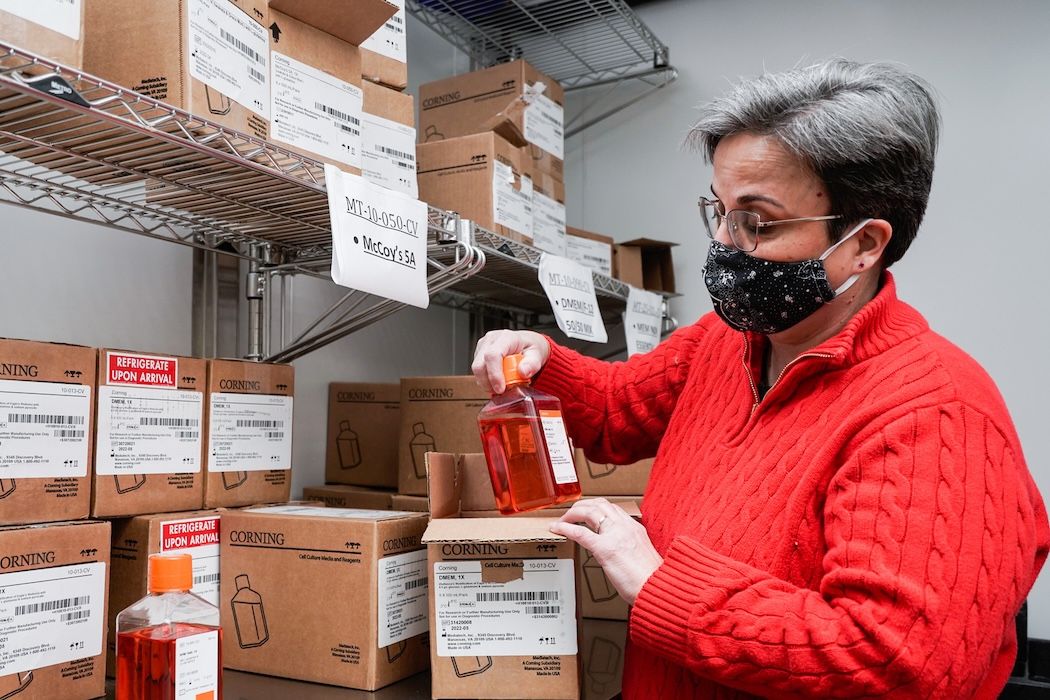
[{"x1": 535, "y1": 273, "x2": 1049, "y2": 699}]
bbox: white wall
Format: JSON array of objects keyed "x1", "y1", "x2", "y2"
[{"x1": 565, "y1": 0, "x2": 1050, "y2": 634}]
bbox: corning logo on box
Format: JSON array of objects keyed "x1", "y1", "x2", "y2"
[
  {"x1": 107, "y1": 352, "x2": 177, "y2": 388},
  {"x1": 0, "y1": 363, "x2": 39, "y2": 378},
  {"x1": 407, "y1": 387, "x2": 458, "y2": 400},
  {"x1": 440, "y1": 543, "x2": 509, "y2": 556},
  {"x1": 0, "y1": 551, "x2": 56, "y2": 570},
  {"x1": 422, "y1": 91, "x2": 461, "y2": 109},
  {"x1": 218, "y1": 379, "x2": 262, "y2": 391},
  {"x1": 337, "y1": 391, "x2": 377, "y2": 402},
  {"x1": 229, "y1": 530, "x2": 286, "y2": 545}
]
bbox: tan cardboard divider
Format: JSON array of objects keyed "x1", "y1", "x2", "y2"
[
  {"x1": 397, "y1": 376, "x2": 488, "y2": 495},
  {"x1": 107, "y1": 509, "x2": 223, "y2": 676},
  {"x1": 0, "y1": 5, "x2": 84, "y2": 68},
  {"x1": 267, "y1": 0, "x2": 397, "y2": 45},
  {"x1": 220, "y1": 504, "x2": 429, "y2": 690},
  {"x1": 326, "y1": 382, "x2": 400, "y2": 488},
  {"x1": 574, "y1": 449, "x2": 653, "y2": 497},
  {"x1": 363, "y1": 80, "x2": 414, "y2": 126},
  {"x1": 614, "y1": 238, "x2": 678, "y2": 294},
  {"x1": 581, "y1": 619, "x2": 628, "y2": 700},
  {"x1": 203, "y1": 359, "x2": 294, "y2": 508},
  {"x1": 302, "y1": 484, "x2": 394, "y2": 510},
  {"x1": 423, "y1": 452, "x2": 581, "y2": 699},
  {"x1": 91, "y1": 350, "x2": 206, "y2": 517},
  {"x1": 0, "y1": 520, "x2": 110, "y2": 699},
  {"x1": 0, "y1": 338, "x2": 95, "y2": 525},
  {"x1": 390, "y1": 493, "x2": 429, "y2": 512}
]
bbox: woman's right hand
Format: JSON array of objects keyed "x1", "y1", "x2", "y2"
[{"x1": 471, "y1": 330, "x2": 551, "y2": 394}]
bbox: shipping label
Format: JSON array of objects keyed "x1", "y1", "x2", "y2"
[
  {"x1": 359, "y1": 0, "x2": 407, "y2": 63},
  {"x1": 0, "y1": 0, "x2": 82, "y2": 40},
  {"x1": 523, "y1": 86, "x2": 564, "y2": 160},
  {"x1": 0, "y1": 562, "x2": 105, "y2": 676},
  {"x1": 538, "y1": 254, "x2": 608, "y2": 343},
  {"x1": 539, "y1": 411, "x2": 577, "y2": 484},
  {"x1": 271, "y1": 51, "x2": 363, "y2": 168},
  {"x1": 95, "y1": 386, "x2": 203, "y2": 476},
  {"x1": 361, "y1": 112, "x2": 417, "y2": 197},
  {"x1": 188, "y1": 0, "x2": 269, "y2": 119},
  {"x1": 532, "y1": 190, "x2": 567, "y2": 256},
  {"x1": 624, "y1": 287, "x2": 664, "y2": 357},
  {"x1": 248, "y1": 504, "x2": 415, "y2": 520},
  {"x1": 161, "y1": 516, "x2": 221, "y2": 605},
  {"x1": 492, "y1": 161, "x2": 533, "y2": 239},
  {"x1": 0, "y1": 379, "x2": 90, "y2": 479},
  {"x1": 174, "y1": 630, "x2": 220, "y2": 700},
  {"x1": 378, "y1": 549, "x2": 428, "y2": 647},
  {"x1": 565, "y1": 235, "x2": 613, "y2": 276},
  {"x1": 434, "y1": 559, "x2": 577, "y2": 656},
  {"x1": 206, "y1": 393, "x2": 292, "y2": 472}
]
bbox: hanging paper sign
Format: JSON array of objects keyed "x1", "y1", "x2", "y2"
[
  {"x1": 325, "y1": 164, "x2": 429, "y2": 308},
  {"x1": 624, "y1": 286, "x2": 663, "y2": 356},
  {"x1": 538, "y1": 254, "x2": 608, "y2": 343}
]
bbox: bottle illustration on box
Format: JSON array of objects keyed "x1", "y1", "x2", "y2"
[
  {"x1": 337, "y1": 421, "x2": 362, "y2": 469},
  {"x1": 205, "y1": 85, "x2": 231, "y2": 115},
  {"x1": 582, "y1": 454, "x2": 617, "y2": 479},
  {"x1": 0, "y1": 671, "x2": 32, "y2": 699},
  {"x1": 0, "y1": 479, "x2": 15, "y2": 499},
  {"x1": 586, "y1": 636, "x2": 622, "y2": 696},
  {"x1": 232, "y1": 574, "x2": 269, "y2": 648},
  {"x1": 223, "y1": 471, "x2": 248, "y2": 490},
  {"x1": 114, "y1": 473, "x2": 146, "y2": 494},
  {"x1": 582, "y1": 552, "x2": 618, "y2": 603},
  {"x1": 409, "y1": 423, "x2": 436, "y2": 479},
  {"x1": 386, "y1": 640, "x2": 407, "y2": 663},
  {"x1": 452, "y1": 656, "x2": 492, "y2": 678}
]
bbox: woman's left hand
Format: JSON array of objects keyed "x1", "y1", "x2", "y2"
[{"x1": 550, "y1": 498, "x2": 662, "y2": 606}]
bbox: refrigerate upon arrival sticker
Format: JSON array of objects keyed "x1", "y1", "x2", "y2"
[
  {"x1": 433, "y1": 559, "x2": 576, "y2": 656},
  {"x1": 0, "y1": 0, "x2": 82, "y2": 40},
  {"x1": 271, "y1": 51, "x2": 363, "y2": 168},
  {"x1": 538, "y1": 254, "x2": 608, "y2": 343},
  {"x1": 378, "y1": 549, "x2": 428, "y2": 648},
  {"x1": 532, "y1": 190, "x2": 567, "y2": 256},
  {"x1": 206, "y1": 393, "x2": 292, "y2": 472},
  {"x1": 106, "y1": 351, "x2": 177, "y2": 388},
  {"x1": 161, "y1": 516, "x2": 221, "y2": 606},
  {"x1": 0, "y1": 562, "x2": 105, "y2": 676},
  {"x1": 624, "y1": 286, "x2": 664, "y2": 357},
  {"x1": 0, "y1": 379, "x2": 90, "y2": 479},
  {"x1": 492, "y1": 161, "x2": 532, "y2": 240},
  {"x1": 95, "y1": 386, "x2": 203, "y2": 476},
  {"x1": 325, "y1": 164, "x2": 429, "y2": 309},
  {"x1": 188, "y1": 0, "x2": 269, "y2": 119},
  {"x1": 361, "y1": 112, "x2": 418, "y2": 197},
  {"x1": 359, "y1": 0, "x2": 407, "y2": 63},
  {"x1": 523, "y1": 84, "x2": 564, "y2": 160}
]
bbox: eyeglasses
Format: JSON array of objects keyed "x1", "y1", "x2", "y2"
[{"x1": 698, "y1": 196, "x2": 842, "y2": 252}]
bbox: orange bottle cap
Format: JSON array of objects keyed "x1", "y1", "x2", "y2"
[
  {"x1": 148, "y1": 553, "x2": 192, "y2": 593},
  {"x1": 502, "y1": 354, "x2": 529, "y2": 386}
]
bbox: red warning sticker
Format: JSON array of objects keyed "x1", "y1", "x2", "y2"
[{"x1": 107, "y1": 352, "x2": 178, "y2": 388}]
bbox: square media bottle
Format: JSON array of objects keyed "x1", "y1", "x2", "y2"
[{"x1": 477, "y1": 354, "x2": 581, "y2": 514}]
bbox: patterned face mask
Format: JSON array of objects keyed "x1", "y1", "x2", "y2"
[{"x1": 702, "y1": 219, "x2": 872, "y2": 334}]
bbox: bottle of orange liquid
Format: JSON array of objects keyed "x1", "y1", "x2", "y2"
[
  {"x1": 477, "y1": 353, "x2": 581, "y2": 514},
  {"x1": 116, "y1": 553, "x2": 222, "y2": 700}
]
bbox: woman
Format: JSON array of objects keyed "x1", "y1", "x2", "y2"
[{"x1": 472, "y1": 59, "x2": 1049, "y2": 699}]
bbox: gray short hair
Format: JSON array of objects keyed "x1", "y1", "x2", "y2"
[{"x1": 689, "y1": 58, "x2": 939, "y2": 267}]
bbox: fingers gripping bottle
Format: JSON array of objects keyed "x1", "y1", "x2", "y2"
[
  {"x1": 477, "y1": 354, "x2": 581, "y2": 514},
  {"x1": 116, "y1": 553, "x2": 222, "y2": 700}
]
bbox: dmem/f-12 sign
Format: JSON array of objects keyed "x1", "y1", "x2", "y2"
[{"x1": 538, "y1": 254, "x2": 607, "y2": 343}]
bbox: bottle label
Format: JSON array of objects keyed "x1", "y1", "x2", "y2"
[
  {"x1": 539, "y1": 411, "x2": 577, "y2": 484},
  {"x1": 174, "y1": 630, "x2": 219, "y2": 700}
]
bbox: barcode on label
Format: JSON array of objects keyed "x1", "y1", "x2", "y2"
[
  {"x1": 339, "y1": 124, "x2": 360, "y2": 136},
  {"x1": 525, "y1": 606, "x2": 561, "y2": 615},
  {"x1": 61, "y1": 610, "x2": 91, "y2": 623},
  {"x1": 54, "y1": 429, "x2": 85, "y2": 438},
  {"x1": 404, "y1": 577, "x2": 427, "y2": 592},
  {"x1": 15, "y1": 595, "x2": 90, "y2": 616},
  {"x1": 248, "y1": 67, "x2": 265, "y2": 83},
  {"x1": 264, "y1": 431, "x2": 284, "y2": 439},
  {"x1": 141, "y1": 417, "x2": 200, "y2": 427},
  {"x1": 236, "y1": 420, "x2": 284, "y2": 428},
  {"x1": 194, "y1": 573, "x2": 220, "y2": 585},
  {"x1": 220, "y1": 28, "x2": 263, "y2": 64},
  {"x1": 178, "y1": 431, "x2": 200, "y2": 439},
  {"x1": 396, "y1": 161, "x2": 413, "y2": 170},
  {"x1": 315, "y1": 102, "x2": 360, "y2": 125},
  {"x1": 8, "y1": 414, "x2": 84, "y2": 425},
  {"x1": 476, "y1": 591, "x2": 559, "y2": 602},
  {"x1": 377, "y1": 145, "x2": 415, "y2": 161}
]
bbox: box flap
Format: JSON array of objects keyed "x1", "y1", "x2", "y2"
[
  {"x1": 246, "y1": 504, "x2": 419, "y2": 521},
  {"x1": 459, "y1": 453, "x2": 497, "y2": 511},
  {"x1": 267, "y1": 0, "x2": 396, "y2": 45},
  {"x1": 480, "y1": 97, "x2": 529, "y2": 147},
  {"x1": 426, "y1": 452, "x2": 461, "y2": 519},
  {"x1": 619, "y1": 238, "x2": 678, "y2": 249},
  {"x1": 422, "y1": 516, "x2": 566, "y2": 543}
]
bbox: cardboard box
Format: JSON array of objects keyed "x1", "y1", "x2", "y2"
[
  {"x1": 267, "y1": 0, "x2": 397, "y2": 45},
  {"x1": 423, "y1": 452, "x2": 580, "y2": 699},
  {"x1": 204, "y1": 359, "x2": 294, "y2": 508},
  {"x1": 0, "y1": 2, "x2": 84, "y2": 68},
  {"x1": 522, "y1": 143, "x2": 564, "y2": 181},
  {"x1": 574, "y1": 449, "x2": 653, "y2": 496},
  {"x1": 581, "y1": 619, "x2": 627, "y2": 700},
  {"x1": 302, "y1": 484, "x2": 394, "y2": 510},
  {"x1": 0, "y1": 338, "x2": 94, "y2": 525},
  {"x1": 390, "y1": 494, "x2": 428, "y2": 512},
  {"x1": 0, "y1": 520, "x2": 110, "y2": 699},
  {"x1": 220, "y1": 504, "x2": 430, "y2": 690},
  {"x1": 91, "y1": 350, "x2": 206, "y2": 517},
  {"x1": 268, "y1": 9, "x2": 364, "y2": 173},
  {"x1": 326, "y1": 382, "x2": 400, "y2": 488},
  {"x1": 362, "y1": 80, "x2": 418, "y2": 197},
  {"x1": 106, "y1": 510, "x2": 222, "y2": 676},
  {"x1": 566, "y1": 227, "x2": 614, "y2": 278},
  {"x1": 397, "y1": 376, "x2": 488, "y2": 496},
  {"x1": 419, "y1": 59, "x2": 564, "y2": 177},
  {"x1": 360, "y1": 0, "x2": 407, "y2": 90},
  {"x1": 84, "y1": 0, "x2": 271, "y2": 139},
  {"x1": 532, "y1": 171, "x2": 567, "y2": 256},
  {"x1": 614, "y1": 239, "x2": 678, "y2": 294},
  {"x1": 417, "y1": 132, "x2": 533, "y2": 243}
]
